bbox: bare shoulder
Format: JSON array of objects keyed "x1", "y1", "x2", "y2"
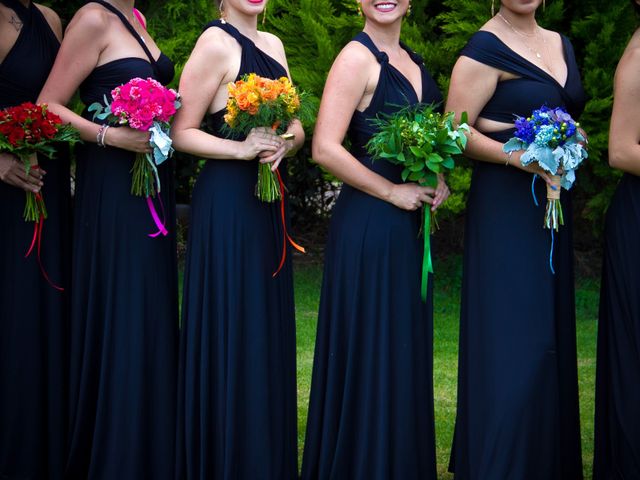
[
  {"x1": 258, "y1": 30, "x2": 285, "y2": 51},
  {"x1": 617, "y1": 29, "x2": 640, "y2": 78},
  {"x1": 194, "y1": 25, "x2": 237, "y2": 60},
  {"x1": 333, "y1": 40, "x2": 377, "y2": 73},
  {"x1": 539, "y1": 26, "x2": 564, "y2": 45},
  {"x1": 453, "y1": 53, "x2": 497, "y2": 77},
  {"x1": 479, "y1": 18, "x2": 497, "y2": 34},
  {"x1": 257, "y1": 30, "x2": 290, "y2": 72},
  {"x1": 65, "y1": 3, "x2": 111, "y2": 35},
  {"x1": 33, "y1": 3, "x2": 62, "y2": 39}
]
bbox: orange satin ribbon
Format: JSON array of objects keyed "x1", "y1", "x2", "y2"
[{"x1": 272, "y1": 168, "x2": 305, "y2": 277}]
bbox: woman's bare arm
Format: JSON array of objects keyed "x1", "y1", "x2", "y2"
[{"x1": 609, "y1": 34, "x2": 640, "y2": 176}]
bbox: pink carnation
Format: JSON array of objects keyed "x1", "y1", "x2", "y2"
[{"x1": 106, "y1": 77, "x2": 180, "y2": 132}]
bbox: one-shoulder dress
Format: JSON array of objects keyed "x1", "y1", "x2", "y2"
[
  {"x1": 593, "y1": 171, "x2": 640, "y2": 479},
  {"x1": 449, "y1": 31, "x2": 586, "y2": 480},
  {"x1": 301, "y1": 32, "x2": 443, "y2": 480},
  {"x1": 0, "y1": 1, "x2": 69, "y2": 478},
  {"x1": 65, "y1": 2, "x2": 178, "y2": 478},
  {"x1": 175, "y1": 20, "x2": 298, "y2": 480}
]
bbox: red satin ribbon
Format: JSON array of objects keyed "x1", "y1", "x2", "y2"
[
  {"x1": 24, "y1": 192, "x2": 64, "y2": 291},
  {"x1": 272, "y1": 168, "x2": 305, "y2": 277}
]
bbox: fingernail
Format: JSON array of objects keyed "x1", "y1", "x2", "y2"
[{"x1": 551, "y1": 185, "x2": 557, "y2": 190}]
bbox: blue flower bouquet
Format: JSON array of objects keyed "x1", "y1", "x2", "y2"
[{"x1": 503, "y1": 106, "x2": 588, "y2": 231}]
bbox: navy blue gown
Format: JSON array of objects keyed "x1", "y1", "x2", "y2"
[
  {"x1": 449, "y1": 31, "x2": 586, "y2": 479},
  {"x1": 175, "y1": 20, "x2": 297, "y2": 480},
  {"x1": 593, "y1": 173, "x2": 640, "y2": 479},
  {"x1": 301, "y1": 33, "x2": 442, "y2": 480},
  {"x1": 0, "y1": 1, "x2": 69, "y2": 478},
  {"x1": 65, "y1": 2, "x2": 178, "y2": 478}
]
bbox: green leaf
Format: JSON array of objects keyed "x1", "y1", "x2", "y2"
[
  {"x1": 409, "y1": 161, "x2": 424, "y2": 172},
  {"x1": 427, "y1": 153, "x2": 443, "y2": 164},
  {"x1": 439, "y1": 144, "x2": 462, "y2": 154},
  {"x1": 408, "y1": 170, "x2": 423, "y2": 181},
  {"x1": 442, "y1": 157, "x2": 455, "y2": 169},
  {"x1": 409, "y1": 146, "x2": 427, "y2": 158},
  {"x1": 427, "y1": 162, "x2": 442, "y2": 174},
  {"x1": 435, "y1": 129, "x2": 449, "y2": 144}
]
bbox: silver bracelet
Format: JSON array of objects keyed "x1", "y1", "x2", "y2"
[
  {"x1": 505, "y1": 150, "x2": 513, "y2": 166},
  {"x1": 96, "y1": 125, "x2": 105, "y2": 146},
  {"x1": 96, "y1": 125, "x2": 110, "y2": 147}
]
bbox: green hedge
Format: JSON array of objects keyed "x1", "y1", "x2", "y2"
[{"x1": 46, "y1": 0, "x2": 637, "y2": 237}]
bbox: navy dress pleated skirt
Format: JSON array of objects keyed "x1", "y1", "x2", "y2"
[
  {"x1": 0, "y1": 1, "x2": 69, "y2": 478},
  {"x1": 64, "y1": 2, "x2": 178, "y2": 479},
  {"x1": 594, "y1": 173, "x2": 640, "y2": 479},
  {"x1": 301, "y1": 32, "x2": 442, "y2": 480},
  {"x1": 175, "y1": 20, "x2": 298, "y2": 480}
]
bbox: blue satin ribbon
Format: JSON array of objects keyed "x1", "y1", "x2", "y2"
[
  {"x1": 530, "y1": 173, "x2": 556, "y2": 275},
  {"x1": 549, "y1": 229, "x2": 556, "y2": 275},
  {"x1": 531, "y1": 174, "x2": 539, "y2": 207}
]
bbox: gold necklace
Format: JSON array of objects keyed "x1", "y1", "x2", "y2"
[
  {"x1": 496, "y1": 11, "x2": 558, "y2": 78},
  {"x1": 497, "y1": 12, "x2": 544, "y2": 59}
]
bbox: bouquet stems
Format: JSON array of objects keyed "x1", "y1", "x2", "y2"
[
  {"x1": 23, "y1": 189, "x2": 47, "y2": 222},
  {"x1": 544, "y1": 174, "x2": 564, "y2": 231},
  {"x1": 131, "y1": 153, "x2": 158, "y2": 198},
  {"x1": 256, "y1": 162, "x2": 281, "y2": 202},
  {"x1": 21, "y1": 156, "x2": 47, "y2": 222}
]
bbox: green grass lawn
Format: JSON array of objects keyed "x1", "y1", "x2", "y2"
[{"x1": 293, "y1": 255, "x2": 600, "y2": 479}]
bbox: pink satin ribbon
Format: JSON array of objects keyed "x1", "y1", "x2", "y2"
[{"x1": 147, "y1": 196, "x2": 168, "y2": 237}]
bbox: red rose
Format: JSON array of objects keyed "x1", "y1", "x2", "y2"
[{"x1": 8, "y1": 127, "x2": 25, "y2": 146}]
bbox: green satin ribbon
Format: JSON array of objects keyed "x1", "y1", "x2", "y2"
[{"x1": 421, "y1": 209, "x2": 433, "y2": 302}]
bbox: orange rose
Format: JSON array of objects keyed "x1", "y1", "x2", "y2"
[
  {"x1": 236, "y1": 92, "x2": 253, "y2": 111},
  {"x1": 262, "y1": 84, "x2": 279, "y2": 101}
]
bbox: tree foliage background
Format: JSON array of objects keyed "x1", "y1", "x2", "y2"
[{"x1": 45, "y1": 0, "x2": 638, "y2": 249}]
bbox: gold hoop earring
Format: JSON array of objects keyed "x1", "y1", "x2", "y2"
[
  {"x1": 491, "y1": 0, "x2": 495, "y2": 17},
  {"x1": 262, "y1": 2, "x2": 267, "y2": 26},
  {"x1": 407, "y1": 2, "x2": 412, "y2": 16},
  {"x1": 219, "y1": 0, "x2": 226, "y2": 23},
  {"x1": 357, "y1": 2, "x2": 362, "y2": 16}
]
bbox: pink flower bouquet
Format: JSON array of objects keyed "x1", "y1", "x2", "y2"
[
  {"x1": 90, "y1": 77, "x2": 180, "y2": 195},
  {"x1": 89, "y1": 77, "x2": 180, "y2": 235}
]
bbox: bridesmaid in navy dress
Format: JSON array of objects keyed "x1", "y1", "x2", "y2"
[
  {"x1": 38, "y1": 1, "x2": 178, "y2": 478},
  {"x1": 447, "y1": 1, "x2": 585, "y2": 479},
  {"x1": 301, "y1": 0, "x2": 448, "y2": 478},
  {"x1": 171, "y1": 0, "x2": 304, "y2": 478},
  {"x1": 594, "y1": 1, "x2": 640, "y2": 477},
  {"x1": 0, "y1": 2, "x2": 67, "y2": 478}
]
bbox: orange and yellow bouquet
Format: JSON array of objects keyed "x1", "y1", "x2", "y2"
[{"x1": 223, "y1": 73, "x2": 313, "y2": 201}]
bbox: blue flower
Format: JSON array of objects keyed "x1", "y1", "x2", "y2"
[
  {"x1": 534, "y1": 124, "x2": 558, "y2": 147},
  {"x1": 514, "y1": 116, "x2": 536, "y2": 144}
]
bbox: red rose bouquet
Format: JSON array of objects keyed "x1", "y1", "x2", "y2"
[{"x1": 0, "y1": 102, "x2": 79, "y2": 221}]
